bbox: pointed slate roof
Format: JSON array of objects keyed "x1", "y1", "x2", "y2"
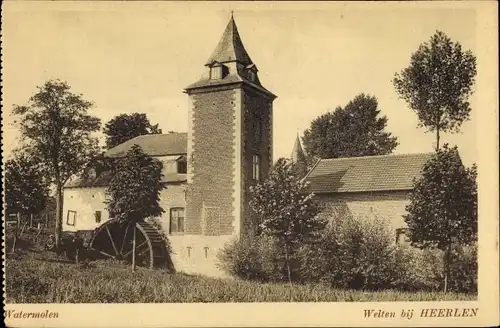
[
  {"x1": 304, "y1": 153, "x2": 434, "y2": 193},
  {"x1": 205, "y1": 15, "x2": 253, "y2": 66},
  {"x1": 291, "y1": 133, "x2": 306, "y2": 163},
  {"x1": 291, "y1": 133, "x2": 308, "y2": 177}
]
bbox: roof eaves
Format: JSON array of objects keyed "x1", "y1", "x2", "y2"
[{"x1": 302, "y1": 158, "x2": 321, "y2": 181}]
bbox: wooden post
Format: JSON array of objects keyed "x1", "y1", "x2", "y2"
[
  {"x1": 132, "y1": 224, "x2": 136, "y2": 272},
  {"x1": 30, "y1": 214, "x2": 33, "y2": 228}
]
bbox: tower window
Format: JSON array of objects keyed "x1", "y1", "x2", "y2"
[
  {"x1": 170, "y1": 208, "x2": 185, "y2": 233},
  {"x1": 252, "y1": 155, "x2": 260, "y2": 181},
  {"x1": 210, "y1": 64, "x2": 228, "y2": 80},
  {"x1": 211, "y1": 66, "x2": 222, "y2": 80}
]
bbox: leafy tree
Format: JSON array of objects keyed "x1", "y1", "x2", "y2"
[
  {"x1": 103, "y1": 113, "x2": 162, "y2": 149},
  {"x1": 249, "y1": 158, "x2": 326, "y2": 284},
  {"x1": 393, "y1": 30, "x2": 476, "y2": 150},
  {"x1": 5, "y1": 150, "x2": 50, "y2": 217},
  {"x1": 105, "y1": 144, "x2": 165, "y2": 270},
  {"x1": 302, "y1": 94, "x2": 398, "y2": 162},
  {"x1": 404, "y1": 145, "x2": 477, "y2": 292},
  {"x1": 12, "y1": 80, "x2": 101, "y2": 247}
]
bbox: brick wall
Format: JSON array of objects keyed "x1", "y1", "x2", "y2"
[
  {"x1": 315, "y1": 191, "x2": 410, "y2": 233},
  {"x1": 186, "y1": 88, "x2": 237, "y2": 236},
  {"x1": 241, "y1": 86, "x2": 273, "y2": 235}
]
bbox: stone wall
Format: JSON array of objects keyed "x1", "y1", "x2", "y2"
[{"x1": 315, "y1": 191, "x2": 410, "y2": 234}]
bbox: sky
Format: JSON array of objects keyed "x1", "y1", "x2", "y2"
[{"x1": 1, "y1": 1, "x2": 483, "y2": 167}]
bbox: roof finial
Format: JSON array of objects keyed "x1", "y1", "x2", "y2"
[{"x1": 231, "y1": 10, "x2": 234, "y2": 18}]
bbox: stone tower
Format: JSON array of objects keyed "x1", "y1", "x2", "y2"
[{"x1": 184, "y1": 15, "x2": 276, "y2": 238}]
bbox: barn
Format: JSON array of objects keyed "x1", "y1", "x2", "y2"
[{"x1": 303, "y1": 152, "x2": 434, "y2": 243}]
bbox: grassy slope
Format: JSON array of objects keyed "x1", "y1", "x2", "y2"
[{"x1": 5, "y1": 251, "x2": 476, "y2": 303}]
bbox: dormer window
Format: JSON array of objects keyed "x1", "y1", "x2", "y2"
[
  {"x1": 211, "y1": 66, "x2": 222, "y2": 80},
  {"x1": 177, "y1": 156, "x2": 187, "y2": 174},
  {"x1": 210, "y1": 64, "x2": 228, "y2": 80},
  {"x1": 248, "y1": 69, "x2": 256, "y2": 82},
  {"x1": 246, "y1": 64, "x2": 258, "y2": 82}
]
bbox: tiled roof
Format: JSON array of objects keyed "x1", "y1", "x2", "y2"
[
  {"x1": 64, "y1": 171, "x2": 187, "y2": 189},
  {"x1": 64, "y1": 171, "x2": 114, "y2": 189},
  {"x1": 104, "y1": 133, "x2": 187, "y2": 158},
  {"x1": 205, "y1": 16, "x2": 253, "y2": 66},
  {"x1": 305, "y1": 153, "x2": 434, "y2": 194}
]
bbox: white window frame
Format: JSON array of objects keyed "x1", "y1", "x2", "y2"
[
  {"x1": 210, "y1": 66, "x2": 222, "y2": 80},
  {"x1": 170, "y1": 207, "x2": 185, "y2": 234},
  {"x1": 67, "y1": 210, "x2": 76, "y2": 226}
]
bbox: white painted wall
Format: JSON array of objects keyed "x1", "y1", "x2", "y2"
[
  {"x1": 62, "y1": 184, "x2": 187, "y2": 233},
  {"x1": 63, "y1": 187, "x2": 109, "y2": 232},
  {"x1": 169, "y1": 235, "x2": 234, "y2": 278}
]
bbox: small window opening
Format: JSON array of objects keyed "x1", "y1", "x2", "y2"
[
  {"x1": 211, "y1": 66, "x2": 222, "y2": 80},
  {"x1": 204, "y1": 247, "x2": 209, "y2": 258},
  {"x1": 177, "y1": 160, "x2": 187, "y2": 174},
  {"x1": 67, "y1": 210, "x2": 76, "y2": 226},
  {"x1": 252, "y1": 155, "x2": 260, "y2": 181},
  {"x1": 187, "y1": 246, "x2": 192, "y2": 258},
  {"x1": 170, "y1": 208, "x2": 185, "y2": 233},
  {"x1": 95, "y1": 210, "x2": 102, "y2": 224}
]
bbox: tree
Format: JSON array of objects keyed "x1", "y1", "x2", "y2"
[
  {"x1": 103, "y1": 113, "x2": 162, "y2": 149},
  {"x1": 5, "y1": 150, "x2": 50, "y2": 217},
  {"x1": 12, "y1": 80, "x2": 101, "y2": 247},
  {"x1": 249, "y1": 158, "x2": 326, "y2": 284},
  {"x1": 404, "y1": 145, "x2": 477, "y2": 292},
  {"x1": 105, "y1": 144, "x2": 165, "y2": 270},
  {"x1": 393, "y1": 30, "x2": 477, "y2": 150},
  {"x1": 302, "y1": 94, "x2": 398, "y2": 162}
]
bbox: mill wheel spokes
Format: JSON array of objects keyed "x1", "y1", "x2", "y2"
[{"x1": 89, "y1": 219, "x2": 156, "y2": 269}]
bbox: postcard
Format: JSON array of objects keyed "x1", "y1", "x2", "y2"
[{"x1": 2, "y1": 1, "x2": 499, "y2": 327}]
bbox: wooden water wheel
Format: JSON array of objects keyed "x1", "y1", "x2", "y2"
[{"x1": 88, "y1": 219, "x2": 167, "y2": 269}]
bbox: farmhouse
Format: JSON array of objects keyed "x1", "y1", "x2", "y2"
[{"x1": 62, "y1": 15, "x2": 431, "y2": 277}]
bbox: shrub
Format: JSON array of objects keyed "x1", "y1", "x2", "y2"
[
  {"x1": 450, "y1": 243, "x2": 477, "y2": 293},
  {"x1": 217, "y1": 235, "x2": 288, "y2": 282},
  {"x1": 301, "y1": 215, "x2": 397, "y2": 290},
  {"x1": 411, "y1": 243, "x2": 477, "y2": 293},
  {"x1": 218, "y1": 215, "x2": 477, "y2": 294}
]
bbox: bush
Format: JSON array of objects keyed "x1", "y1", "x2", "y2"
[
  {"x1": 218, "y1": 215, "x2": 477, "y2": 294},
  {"x1": 449, "y1": 243, "x2": 477, "y2": 293},
  {"x1": 299, "y1": 215, "x2": 398, "y2": 290},
  {"x1": 217, "y1": 235, "x2": 289, "y2": 282},
  {"x1": 409, "y1": 243, "x2": 477, "y2": 293}
]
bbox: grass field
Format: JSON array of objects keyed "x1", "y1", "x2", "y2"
[{"x1": 5, "y1": 250, "x2": 476, "y2": 303}]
